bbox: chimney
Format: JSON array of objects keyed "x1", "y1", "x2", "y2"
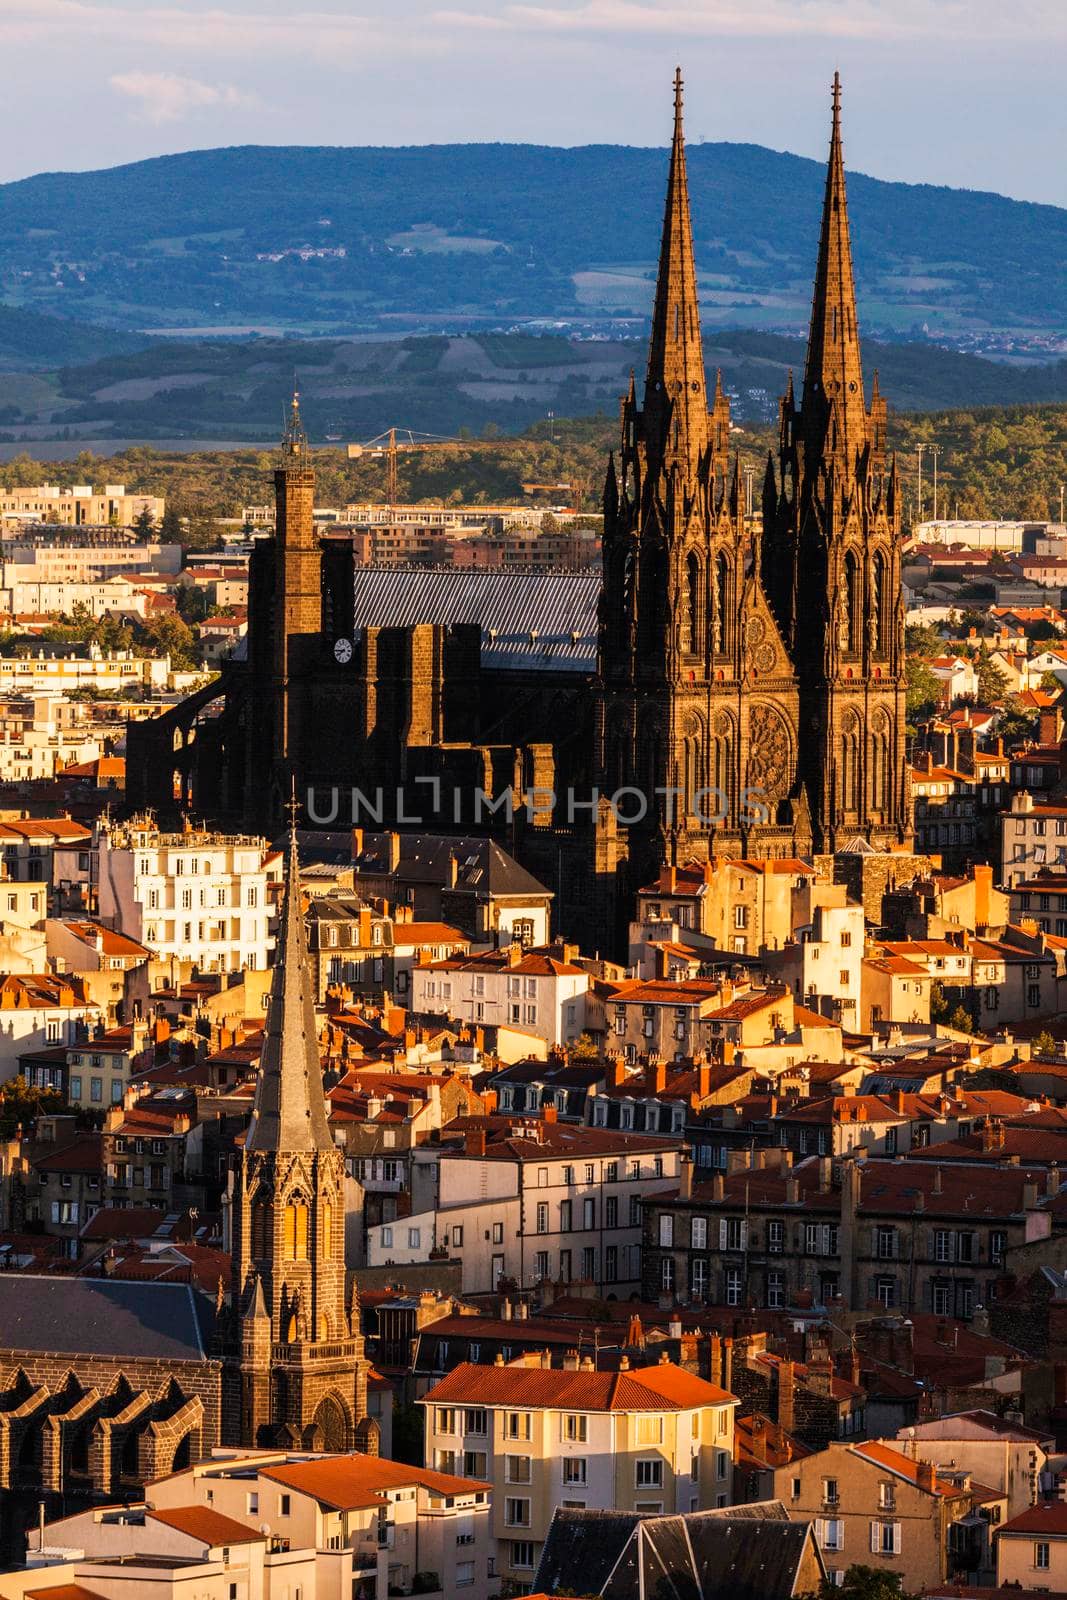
[
  {"x1": 465, "y1": 1128, "x2": 486, "y2": 1157},
  {"x1": 607, "y1": 1054, "x2": 628, "y2": 1090},
  {"x1": 818, "y1": 1156, "x2": 833, "y2": 1193},
  {"x1": 646, "y1": 1056, "x2": 667, "y2": 1094},
  {"x1": 543, "y1": 1104, "x2": 558, "y2": 1125},
  {"x1": 1024, "y1": 1179, "x2": 1039, "y2": 1210},
  {"x1": 562, "y1": 1349, "x2": 579, "y2": 1371},
  {"x1": 388, "y1": 831, "x2": 401, "y2": 872},
  {"x1": 777, "y1": 1359, "x2": 795, "y2": 1435},
  {"x1": 679, "y1": 1155, "x2": 695, "y2": 1203},
  {"x1": 501, "y1": 1299, "x2": 513, "y2": 1321},
  {"x1": 722, "y1": 1336, "x2": 733, "y2": 1394},
  {"x1": 669, "y1": 1315, "x2": 683, "y2": 1339},
  {"x1": 917, "y1": 1458, "x2": 937, "y2": 1494}
]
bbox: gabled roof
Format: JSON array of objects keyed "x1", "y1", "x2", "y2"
[
  {"x1": 850, "y1": 1440, "x2": 960, "y2": 1495},
  {"x1": 0, "y1": 1273, "x2": 213, "y2": 1362},
  {"x1": 422, "y1": 1359, "x2": 733, "y2": 1412},
  {"x1": 260, "y1": 1452, "x2": 486, "y2": 1510},
  {"x1": 148, "y1": 1506, "x2": 267, "y2": 1546}
]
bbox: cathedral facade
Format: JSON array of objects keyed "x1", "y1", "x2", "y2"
[{"x1": 127, "y1": 72, "x2": 911, "y2": 950}]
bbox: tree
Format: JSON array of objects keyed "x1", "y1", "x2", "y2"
[
  {"x1": 905, "y1": 659, "x2": 941, "y2": 723},
  {"x1": 1033, "y1": 1030, "x2": 1057, "y2": 1059},
  {"x1": 133, "y1": 505, "x2": 155, "y2": 537},
  {"x1": 929, "y1": 980, "x2": 948, "y2": 1022},
  {"x1": 0, "y1": 1074, "x2": 66, "y2": 1137},
  {"x1": 948, "y1": 1004, "x2": 976, "y2": 1033},
  {"x1": 161, "y1": 504, "x2": 184, "y2": 541},
  {"x1": 975, "y1": 651, "x2": 1009, "y2": 705},
  {"x1": 997, "y1": 694, "x2": 1041, "y2": 749},
  {"x1": 828, "y1": 1565, "x2": 911, "y2": 1600},
  {"x1": 568, "y1": 1032, "x2": 599, "y2": 1062},
  {"x1": 905, "y1": 622, "x2": 942, "y2": 657}
]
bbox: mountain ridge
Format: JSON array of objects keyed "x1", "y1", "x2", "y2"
[{"x1": 1, "y1": 139, "x2": 1064, "y2": 342}]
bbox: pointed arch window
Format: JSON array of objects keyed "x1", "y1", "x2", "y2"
[
  {"x1": 284, "y1": 1198, "x2": 309, "y2": 1261},
  {"x1": 685, "y1": 551, "x2": 703, "y2": 655},
  {"x1": 714, "y1": 554, "x2": 731, "y2": 653},
  {"x1": 844, "y1": 551, "x2": 861, "y2": 655},
  {"x1": 322, "y1": 1199, "x2": 333, "y2": 1254},
  {"x1": 873, "y1": 550, "x2": 888, "y2": 654},
  {"x1": 250, "y1": 1198, "x2": 269, "y2": 1260}
]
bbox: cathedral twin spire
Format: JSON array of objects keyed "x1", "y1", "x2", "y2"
[
  {"x1": 801, "y1": 71, "x2": 868, "y2": 473},
  {"x1": 642, "y1": 68, "x2": 710, "y2": 484}
]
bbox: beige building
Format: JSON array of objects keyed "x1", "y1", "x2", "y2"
[
  {"x1": 772, "y1": 1438, "x2": 977, "y2": 1590},
  {"x1": 420, "y1": 1356, "x2": 736, "y2": 1589},
  {"x1": 996, "y1": 1502, "x2": 1067, "y2": 1589},
  {"x1": 0, "y1": 482, "x2": 164, "y2": 527},
  {"x1": 6, "y1": 1446, "x2": 491, "y2": 1600},
  {"x1": 897, "y1": 1412, "x2": 1051, "y2": 1520},
  {"x1": 635, "y1": 857, "x2": 816, "y2": 954}
]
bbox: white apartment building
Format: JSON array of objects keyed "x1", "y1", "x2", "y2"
[
  {"x1": 0, "y1": 974, "x2": 100, "y2": 1081},
  {"x1": 1001, "y1": 791, "x2": 1067, "y2": 887},
  {"x1": 0, "y1": 644, "x2": 172, "y2": 697},
  {"x1": 0, "y1": 817, "x2": 92, "y2": 884},
  {"x1": 421, "y1": 1122, "x2": 685, "y2": 1296},
  {"x1": 779, "y1": 897, "x2": 865, "y2": 1023},
  {"x1": 420, "y1": 1357, "x2": 737, "y2": 1589},
  {"x1": 13, "y1": 1447, "x2": 492, "y2": 1600},
  {"x1": 0, "y1": 574, "x2": 150, "y2": 619},
  {"x1": 97, "y1": 820, "x2": 276, "y2": 973},
  {"x1": 0, "y1": 482, "x2": 165, "y2": 527},
  {"x1": 410, "y1": 946, "x2": 588, "y2": 1047}
]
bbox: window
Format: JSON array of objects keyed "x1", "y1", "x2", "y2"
[
  {"x1": 408, "y1": 1227, "x2": 421, "y2": 1249},
  {"x1": 725, "y1": 1266, "x2": 743, "y2": 1305},
  {"x1": 506, "y1": 1412, "x2": 531, "y2": 1441},
  {"x1": 583, "y1": 1198, "x2": 595, "y2": 1230},
  {"x1": 456, "y1": 1560, "x2": 475, "y2": 1586},
  {"x1": 436, "y1": 1408, "x2": 458, "y2": 1434},
  {"x1": 452, "y1": 1225, "x2": 464, "y2": 1248},
  {"x1": 505, "y1": 1498, "x2": 531, "y2": 1527},
  {"x1": 766, "y1": 1270, "x2": 784, "y2": 1309},
  {"x1": 510, "y1": 1541, "x2": 535, "y2": 1571},
  {"x1": 768, "y1": 1219, "x2": 784, "y2": 1254},
  {"x1": 536, "y1": 1202, "x2": 548, "y2": 1234},
  {"x1": 465, "y1": 1408, "x2": 487, "y2": 1436},
  {"x1": 247, "y1": 1492, "x2": 259, "y2": 1514},
  {"x1": 1036, "y1": 1542, "x2": 1051, "y2": 1570},
  {"x1": 635, "y1": 1415, "x2": 663, "y2": 1446},
  {"x1": 493, "y1": 1221, "x2": 504, "y2": 1244},
  {"x1": 506, "y1": 1455, "x2": 532, "y2": 1482},
  {"x1": 636, "y1": 1459, "x2": 663, "y2": 1488},
  {"x1": 875, "y1": 1226, "x2": 897, "y2": 1260},
  {"x1": 819, "y1": 1519, "x2": 844, "y2": 1552},
  {"x1": 692, "y1": 1216, "x2": 707, "y2": 1249},
  {"x1": 875, "y1": 1277, "x2": 896, "y2": 1309},
  {"x1": 463, "y1": 1451, "x2": 487, "y2": 1479},
  {"x1": 563, "y1": 1458, "x2": 587, "y2": 1485},
  {"x1": 659, "y1": 1214, "x2": 674, "y2": 1247},
  {"x1": 823, "y1": 1478, "x2": 839, "y2": 1506},
  {"x1": 870, "y1": 1522, "x2": 901, "y2": 1556},
  {"x1": 563, "y1": 1413, "x2": 588, "y2": 1442},
  {"x1": 879, "y1": 1482, "x2": 896, "y2": 1511},
  {"x1": 605, "y1": 1196, "x2": 618, "y2": 1228}
]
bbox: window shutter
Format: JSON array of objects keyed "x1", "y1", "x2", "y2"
[
  {"x1": 815, "y1": 1520, "x2": 825, "y2": 1544},
  {"x1": 870, "y1": 1522, "x2": 880, "y2": 1555},
  {"x1": 820, "y1": 1224, "x2": 830, "y2": 1254},
  {"x1": 719, "y1": 1219, "x2": 727, "y2": 1250},
  {"x1": 892, "y1": 1522, "x2": 902, "y2": 1554},
  {"x1": 740, "y1": 1219, "x2": 748, "y2": 1251}
]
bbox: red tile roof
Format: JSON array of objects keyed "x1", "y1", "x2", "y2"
[
  {"x1": 148, "y1": 1505, "x2": 267, "y2": 1545},
  {"x1": 998, "y1": 1502, "x2": 1067, "y2": 1537},
  {"x1": 850, "y1": 1440, "x2": 961, "y2": 1496},
  {"x1": 422, "y1": 1359, "x2": 733, "y2": 1411},
  {"x1": 260, "y1": 1453, "x2": 485, "y2": 1510}
]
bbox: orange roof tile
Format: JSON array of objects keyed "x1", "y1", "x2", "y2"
[
  {"x1": 148, "y1": 1505, "x2": 267, "y2": 1545},
  {"x1": 422, "y1": 1360, "x2": 734, "y2": 1412},
  {"x1": 260, "y1": 1454, "x2": 485, "y2": 1510}
]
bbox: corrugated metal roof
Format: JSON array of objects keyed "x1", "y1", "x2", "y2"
[{"x1": 350, "y1": 566, "x2": 600, "y2": 672}]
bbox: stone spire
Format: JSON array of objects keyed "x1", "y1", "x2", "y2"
[
  {"x1": 643, "y1": 67, "x2": 708, "y2": 478},
  {"x1": 801, "y1": 73, "x2": 867, "y2": 470},
  {"x1": 245, "y1": 821, "x2": 333, "y2": 1154}
]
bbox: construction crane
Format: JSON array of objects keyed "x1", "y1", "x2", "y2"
[{"x1": 348, "y1": 427, "x2": 462, "y2": 508}]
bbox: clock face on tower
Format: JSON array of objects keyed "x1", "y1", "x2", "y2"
[{"x1": 333, "y1": 637, "x2": 353, "y2": 664}]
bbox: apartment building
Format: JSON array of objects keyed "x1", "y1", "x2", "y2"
[
  {"x1": 0, "y1": 644, "x2": 172, "y2": 697},
  {"x1": 15, "y1": 1447, "x2": 491, "y2": 1600},
  {"x1": 771, "y1": 1439, "x2": 979, "y2": 1590},
  {"x1": 420, "y1": 1357, "x2": 737, "y2": 1590},
  {"x1": 0, "y1": 482, "x2": 164, "y2": 526},
  {"x1": 424, "y1": 1119, "x2": 685, "y2": 1296},
  {"x1": 635, "y1": 857, "x2": 816, "y2": 954},
  {"x1": 98, "y1": 819, "x2": 276, "y2": 974},
  {"x1": 898, "y1": 1412, "x2": 1051, "y2": 1520},
  {"x1": 1001, "y1": 791, "x2": 1067, "y2": 887},
  {"x1": 995, "y1": 1503, "x2": 1067, "y2": 1590},
  {"x1": 411, "y1": 945, "x2": 588, "y2": 1047},
  {"x1": 0, "y1": 817, "x2": 91, "y2": 885},
  {"x1": 776, "y1": 896, "x2": 865, "y2": 1022},
  {"x1": 0, "y1": 973, "x2": 100, "y2": 1081},
  {"x1": 642, "y1": 1152, "x2": 1052, "y2": 1317}
]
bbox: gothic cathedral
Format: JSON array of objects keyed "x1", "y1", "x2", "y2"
[
  {"x1": 598, "y1": 71, "x2": 909, "y2": 865},
  {"x1": 221, "y1": 828, "x2": 373, "y2": 1452}
]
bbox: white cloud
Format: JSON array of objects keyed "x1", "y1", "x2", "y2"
[{"x1": 110, "y1": 69, "x2": 259, "y2": 123}]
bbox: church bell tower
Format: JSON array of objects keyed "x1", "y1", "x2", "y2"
[{"x1": 226, "y1": 822, "x2": 370, "y2": 1452}]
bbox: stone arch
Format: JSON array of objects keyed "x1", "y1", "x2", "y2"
[
  {"x1": 844, "y1": 550, "x2": 861, "y2": 655},
  {"x1": 680, "y1": 710, "x2": 705, "y2": 822},
  {"x1": 682, "y1": 549, "x2": 703, "y2": 655},
  {"x1": 870, "y1": 709, "x2": 892, "y2": 814},
  {"x1": 305, "y1": 1392, "x2": 350, "y2": 1453},
  {"x1": 746, "y1": 703, "x2": 794, "y2": 810},
  {"x1": 711, "y1": 710, "x2": 736, "y2": 827},
  {"x1": 713, "y1": 552, "x2": 733, "y2": 653},
  {"x1": 872, "y1": 548, "x2": 889, "y2": 654}
]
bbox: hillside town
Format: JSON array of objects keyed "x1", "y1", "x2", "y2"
[{"x1": 6, "y1": 64, "x2": 1067, "y2": 1600}]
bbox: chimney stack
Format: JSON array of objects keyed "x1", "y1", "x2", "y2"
[{"x1": 777, "y1": 1359, "x2": 795, "y2": 1435}]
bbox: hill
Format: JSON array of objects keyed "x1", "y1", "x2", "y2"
[
  {"x1": 3, "y1": 402, "x2": 1066, "y2": 525},
  {"x1": 8, "y1": 330, "x2": 1067, "y2": 445},
  {"x1": 2, "y1": 142, "x2": 1066, "y2": 343}
]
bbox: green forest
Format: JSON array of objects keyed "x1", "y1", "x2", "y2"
[{"x1": 1, "y1": 401, "x2": 1066, "y2": 523}]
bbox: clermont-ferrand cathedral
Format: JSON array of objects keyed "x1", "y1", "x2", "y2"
[{"x1": 128, "y1": 73, "x2": 911, "y2": 951}]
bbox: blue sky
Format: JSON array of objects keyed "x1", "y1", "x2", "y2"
[{"x1": 2, "y1": 0, "x2": 1065, "y2": 206}]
